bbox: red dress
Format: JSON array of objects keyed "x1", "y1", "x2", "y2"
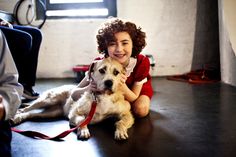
[{"x1": 126, "y1": 54, "x2": 153, "y2": 99}]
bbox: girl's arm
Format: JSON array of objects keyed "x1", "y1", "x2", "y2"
[
  {"x1": 71, "y1": 75, "x2": 90, "y2": 101},
  {"x1": 121, "y1": 83, "x2": 143, "y2": 102},
  {"x1": 120, "y1": 55, "x2": 150, "y2": 102},
  {"x1": 119, "y1": 74, "x2": 144, "y2": 102},
  {"x1": 71, "y1": 74, "x2": 100, "y2": 101}
]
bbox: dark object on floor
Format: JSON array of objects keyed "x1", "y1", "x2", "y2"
[
  {"x1": 72, "y1": 65, "x2": 90, "y2": 82},
  {"x1": 146, "y1": 54, "x2": 156, "y2": 67},
  {"x1": 167, "y1": 69, "x2": 221, "y2": 84},
  {"x1": 22, "y1": 87, "x2": 39, "y2": 100}
]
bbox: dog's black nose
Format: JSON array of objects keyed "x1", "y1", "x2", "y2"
[{"x1": 104, "y1": 80, "x2": 113, "y2": 89}]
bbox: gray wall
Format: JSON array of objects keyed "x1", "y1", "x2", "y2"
[{"x1": 0, "y1": 0, "x2": 222, "y2": 80}]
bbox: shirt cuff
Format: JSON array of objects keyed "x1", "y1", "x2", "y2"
[{"x1": 134, "y1": 77, "x2": 147, "y2": 85}]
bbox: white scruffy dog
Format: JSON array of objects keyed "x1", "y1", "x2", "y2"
[{"x1": 12, "y1": 57, "x2": 134, "y2": 140}]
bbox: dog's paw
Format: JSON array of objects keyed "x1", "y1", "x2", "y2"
[
  {"x1": 10, "y1": 114, "x2": 23, "y2": 126},
  {"x1": 77, "y1": 128, "x2": 91, "y2": 140},
  {"x1": 114, "y1": 129, "x2": 128, "y2": 140}
]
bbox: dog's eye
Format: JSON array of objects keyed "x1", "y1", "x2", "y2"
[
  {"x1": 99, "y1": 69, "x2": 106, "y2": 74},
  {"x1": 113, "y1": 69, "x2": 120, "y2": 76}
]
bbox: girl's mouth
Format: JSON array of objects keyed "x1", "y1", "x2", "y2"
[{"x1": 114, "y1": 54, "x2": 125, "y2": 58}]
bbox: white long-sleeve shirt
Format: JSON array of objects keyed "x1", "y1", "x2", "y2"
[{"x1": 0, "y1": 30, "x2": 23, "y2": 120}]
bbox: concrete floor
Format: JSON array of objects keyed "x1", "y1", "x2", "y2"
[{"x1": 11, "y1": 77, "x2": 236, "y2": 157}]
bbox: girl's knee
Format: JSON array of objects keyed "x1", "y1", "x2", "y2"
[
  {"x1": 133, "y1": 106, "x2": 149, "y2": 118},
  {"x1": 132, "y1": 103, "x2": 150, "y2": 118},
  {"x1": 132, "y1": 96, "x2": 150, "y2": 118}
]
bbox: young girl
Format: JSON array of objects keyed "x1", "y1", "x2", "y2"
[{"x1": 72, "y1": 18, "x2": 153, "y2": 118}]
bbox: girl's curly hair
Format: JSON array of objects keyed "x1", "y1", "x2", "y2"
[{"x1": 96, "y1": 18, "x2": 146, "y2": 57}]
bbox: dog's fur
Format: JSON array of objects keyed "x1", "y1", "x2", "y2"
[{"x1": 11, "y1": 57, "x2": 134, "y2": 140}]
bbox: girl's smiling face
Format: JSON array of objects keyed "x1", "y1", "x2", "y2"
[{"x1": 107, "y1": 32, "x2": 133, "y2": 66}]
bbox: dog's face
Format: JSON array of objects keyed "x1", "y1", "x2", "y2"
[{"x1": 90, "y1": 57, "x2": 125, "y2": 93}]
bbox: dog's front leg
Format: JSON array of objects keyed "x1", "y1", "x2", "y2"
[
  {"x1": 68, "y1": 110, "x2": 91, "y2": 140},
  {"x1": 69, "y1": 115, "x2": 91, "y2": 139},
  {"x1": 77, "y1": 126, "x2": 90, "y2": 139},
  {"x1": 115, "y1": 111, "x2": 134, "y2": 140}
]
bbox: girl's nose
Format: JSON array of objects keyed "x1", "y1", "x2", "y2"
[{"x1": 116, "y1": 44, "x2": 123, "y2": 52}]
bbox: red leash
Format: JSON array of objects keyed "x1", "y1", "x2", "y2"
[{"x1": 11, "y1": 101, "x2": 97, "y2": 140}]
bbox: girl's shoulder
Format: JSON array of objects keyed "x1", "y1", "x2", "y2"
[
  {"x1": 136, "y1": 54, "x2": 150, "y2": 67},
  {"x1": 129, "y1": 54, "x2": 150, "y2": 82}
]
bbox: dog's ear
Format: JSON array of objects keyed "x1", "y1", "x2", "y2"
[
  {"x1": 88, "y1": 61, "x2": 97, "y2": 80},
  {"x1": 121, "y1": 64, "x2": 127, "y2": 75},
  {"x1": 121, "y1": 68, "x2": 126, "y2": 76}
]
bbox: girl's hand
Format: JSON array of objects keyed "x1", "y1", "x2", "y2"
[
  {"x1": 120, "y1": 73, "x2": 127, "y2": 84},
  {"x1": 71, "y1": 80, "x2": 101, "y2": 101},
  {"x1": 87, "y1": 80, "x2": 103, "y2": 93},
  {"x1": 88, "y1": 80, "x2": 98, "y2": 92},
  {"x1": 118, "y1": 74, "x2": 128, "y2": 91}
]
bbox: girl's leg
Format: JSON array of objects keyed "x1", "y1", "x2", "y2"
[{"x1": 132, "y1": 95, "x2": 150, "y2": 118}]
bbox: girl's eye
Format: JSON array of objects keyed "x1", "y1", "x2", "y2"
[
  {"x1": 108, "y1": 42, "x2": 116, "y2": 46},
  {"x1": 99, "y1": 69, "x2": 106, "y2": 74}
]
